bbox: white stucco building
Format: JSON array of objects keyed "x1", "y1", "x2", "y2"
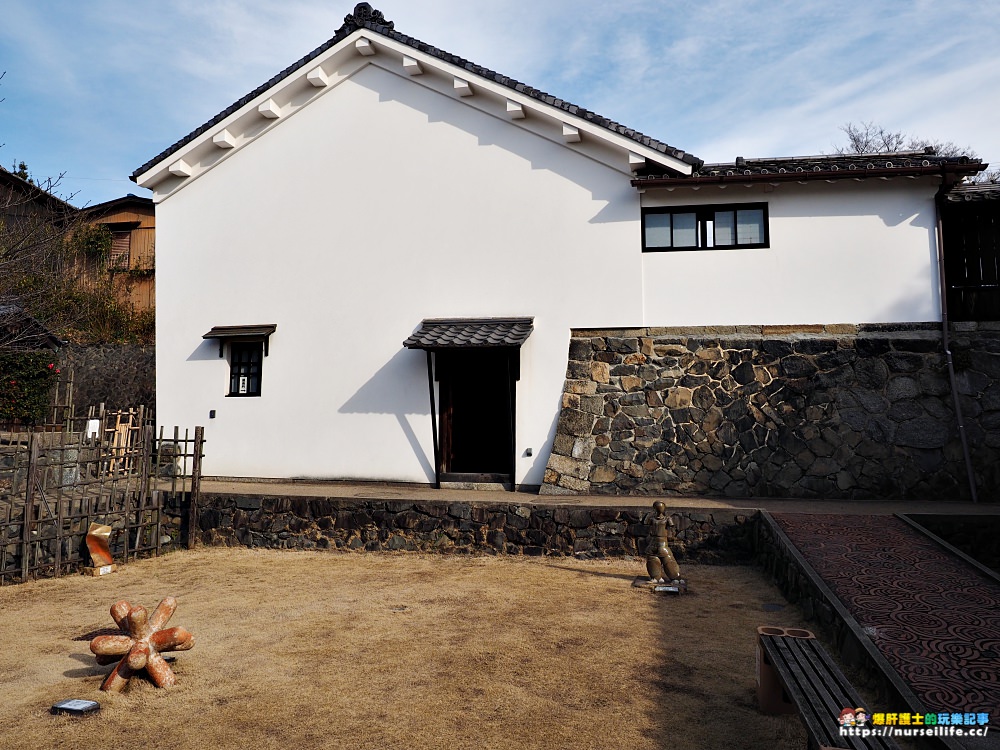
[{"x1": 133, "y1": 3, "x2": 982, "y2": 488}]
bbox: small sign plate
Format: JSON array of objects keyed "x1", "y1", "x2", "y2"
[
  {"x1": 82, "y1": 564, "x2": 117, "y2": 577},
  {"x1": 51, "y1": 699, "x2": 100, "y2": 716}
]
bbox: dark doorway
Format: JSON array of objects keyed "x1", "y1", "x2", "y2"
[
  {"x1": 437, "y1": 348, "x2": 516, "y2": 481},
  {"x1": 942, "y1": 191, "x2": 1000, "y2": 320}
]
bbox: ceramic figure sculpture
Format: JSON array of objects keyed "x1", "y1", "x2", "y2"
[{"x1": 645, "y1": 501, "x2": 681, "y2": 583}]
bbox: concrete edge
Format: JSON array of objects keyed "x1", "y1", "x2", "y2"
[{"x1": 896, "y1": 514, "x2": 1000, "y2": 587}]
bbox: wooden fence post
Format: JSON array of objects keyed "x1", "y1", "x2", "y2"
[
  {"x1": 138, "y1": 423, "x2": 155, "y2": 557},
  {"x1": 21, "y1": 433, "x2": 40, "y2": 582},
  {"x1": 187, "y1": 426, "x2": 204, "y2": 550}
]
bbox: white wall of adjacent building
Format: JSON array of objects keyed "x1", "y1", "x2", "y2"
[{"x1": 640, "y1": 180, "x2": 941, "y2": 325}]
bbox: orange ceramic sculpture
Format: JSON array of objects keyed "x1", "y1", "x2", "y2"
[
  {"x1": 85, "y1": 523, "x2": 114, "y2": 567},
  {"x1": 89, "y1": 597, "x2": 195, "y2": 692}
]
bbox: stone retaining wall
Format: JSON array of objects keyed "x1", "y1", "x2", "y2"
[
  {"x1": 191, "y1": 494, "x2": 755, "y2": 562},
  {"x1": 542, "y1": 323, "x2": 1000, "y2": 500},
  {"x1": 59, "y1": 344, "x2": 155, "y2": 416}
]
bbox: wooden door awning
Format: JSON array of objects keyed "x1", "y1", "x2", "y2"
[
  {"x1": 402, "y1": 318, "x2": 533, "y2": 350},
  {"x1": 403, "y1": 317, "x2": 532, "y2": 491},
  {"x1": 203, "y1": 324, "x2": 277, "y2": 357}
]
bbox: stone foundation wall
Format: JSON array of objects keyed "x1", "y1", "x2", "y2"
[
  {"x1": 60, "y1": 344, "x2": 155, "y2": 415},
  {"x1": 542, "y1": 323, "x2": 1000, "y2": 500},
  {"x1": 192, "y1": 494, "x2": 755, "y2": 562}
]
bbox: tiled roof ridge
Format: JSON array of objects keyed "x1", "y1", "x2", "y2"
[
  {"x1": 697, "y1": 151, "x2": 978, "y2": 171},
  {"x1": 711, "y1": 148, "x2": 940, "y2": 166},
  {"x1": 633, "y1": 150, "x2": 986, "y2": 185},
  {"x1": 132, "y1": 3, "x2": 700, "y2": 181}
]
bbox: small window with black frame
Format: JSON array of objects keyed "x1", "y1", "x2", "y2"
[
  {"x1": 642, "y1": 203, "x2": 768, "y2": 251},
  {"x1": 228, "y1": 341, "x2": 263, "y2": 397}
]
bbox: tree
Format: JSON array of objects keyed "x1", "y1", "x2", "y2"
[
  {"x1": 1, "y1": 164, "x2": 151, "y2": 349},
  {"x1": 9, "y1": 160, "x2": 33, "y2": 184},
  {"x1": 835, "y1": 121, "x2": 998, "y2": 183},
  {"x1": 1, "y1": 166, "x2": 83, "y2": 348}
]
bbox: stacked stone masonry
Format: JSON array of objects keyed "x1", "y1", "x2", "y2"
[
  {"x1": 59, "y1": 344, "x2": 155, "y2": 416},
  {"x1": 195, "y1": 495, "x2": 753, "y2": 562},
  {"x1": 542, "y1": 323, "x2": 1000, "y2": 500}
]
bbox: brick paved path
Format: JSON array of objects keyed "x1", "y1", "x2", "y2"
[{"x1": 775, "y1": 513, "x2": 1000, "y2": 716}]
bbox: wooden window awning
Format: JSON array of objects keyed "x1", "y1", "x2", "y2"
[
  {"x1": 203, "y1": 324, "x2": 277, "y2": 357},
  {"x1": 402, "y1": 318, "x2": 533, "y2": 350}
]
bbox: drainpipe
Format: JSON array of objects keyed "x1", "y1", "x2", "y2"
[{"x1": 934, "y1": 180, "x2": 978, "y2": 502}]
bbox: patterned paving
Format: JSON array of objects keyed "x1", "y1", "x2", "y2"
[{"x1": 774, "y1": 513, "x2": 1000, "y2": 714}]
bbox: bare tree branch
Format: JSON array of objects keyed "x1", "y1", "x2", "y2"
[
  {"x1": 0, "y1": 167, "x2": 150, "y2": 349},
  {"x1": 834, "y1": 121, "x2": 993, "y2": 182}
]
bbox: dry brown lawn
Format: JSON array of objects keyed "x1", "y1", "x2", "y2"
[{"x1": 0, "y1": 549, "x2": 811, "y2": 749}]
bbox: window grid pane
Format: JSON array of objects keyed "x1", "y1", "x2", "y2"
[
  {"x1": 229, "y1": 342, "x2": 263, "y2": 396},
  {"x1": 645, "y1": 213, "x2": 672, "y2": 248},
  {"x1": 714, "y1": 211, "x2": 735, "y2": 246},
  {"x1": 736, "y1": 209, "x2": 764, "y2": 245},
  {"x1": 672, "y1": 212, "x2": 698, "y2": 247}
]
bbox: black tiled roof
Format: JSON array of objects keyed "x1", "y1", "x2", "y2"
[
  {"x1": 0, "y1": 303, "x2": 64, "y2": 350},
  {"x1": 946, "y1": 182, "x2": 1000, "y2": 202},
  {"x1": 0, "y1": 165, "x2": 78, "y2": 213},
  {"x1": 132, "y1": 3, "x2": 700, "y2": 181},
  {"x1": 82, "y1": 194, "x2": 154, "y2": 215},
  {"x1": 633, "y1": 150, "x2": 986, "y2": 187},
  {"x1": 403, "y1": 318, "x2": 533, "y2": 349}
]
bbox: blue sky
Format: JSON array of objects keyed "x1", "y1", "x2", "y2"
[{"x1": 2, "y1": 0, "x2": 998, "y2": 206}]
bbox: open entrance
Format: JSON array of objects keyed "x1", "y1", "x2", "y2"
[
  {"x1": 403, "y1": 317, "x2": 533, "y2": 489},
  {"x1": 437, "y1": 348, "x2": 515, "y2": 481}
]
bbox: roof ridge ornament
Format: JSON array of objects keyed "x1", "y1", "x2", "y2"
[{"x1": 339, "y1": 3, "x2": 394, "y2": 34}]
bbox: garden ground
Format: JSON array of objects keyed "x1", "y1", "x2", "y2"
[{"x1": 0, "y1": 548, "x2": 822, "y2": 750}]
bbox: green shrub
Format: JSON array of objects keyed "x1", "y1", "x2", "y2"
[
  {"x1": 0, "y1": 352, "x2": 61, "y2": 424},
  {"x1": 67, "y1": 223, "x2": 113, "y2": 262}
]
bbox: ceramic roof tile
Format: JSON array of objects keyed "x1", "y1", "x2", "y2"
[
  {"x1": 946, "y1": 183, "x2": 1000, "y2": 202},
  {"x1": 402, "y1": 318, "x2": 534, "y2": 349}
]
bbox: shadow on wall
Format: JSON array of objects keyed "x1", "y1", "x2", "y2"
[
  {"x1": 187, "y1": 339, "x2": 220, "y2": 361},
  {"x1": 364, "y1": 66, "x2": 635, "y2": 226},
  {"x1": 339, "y1": 346, "x2": 434, "y2": 479},
  {"x1": 870, "y1": 264, "x2": 940, "y2": 323},
  {"x1": 771, "y1": 185, "x2": 930, "y2": 230}
]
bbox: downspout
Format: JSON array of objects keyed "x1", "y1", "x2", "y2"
[{"x1": 934, "y1": 179, "x2": 979, "y2": 502}]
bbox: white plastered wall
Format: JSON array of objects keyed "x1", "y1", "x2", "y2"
[
  {"x1": 155, "y1": 63, "x2": 642, "y2": 482},
  {"x1": 640, "y1": 180, "x2": 941, "y2": 325}
]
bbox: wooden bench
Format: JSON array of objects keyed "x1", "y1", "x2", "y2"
[{"x1": 757, "y1": 627, "x2": 899, "y2": 750}]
